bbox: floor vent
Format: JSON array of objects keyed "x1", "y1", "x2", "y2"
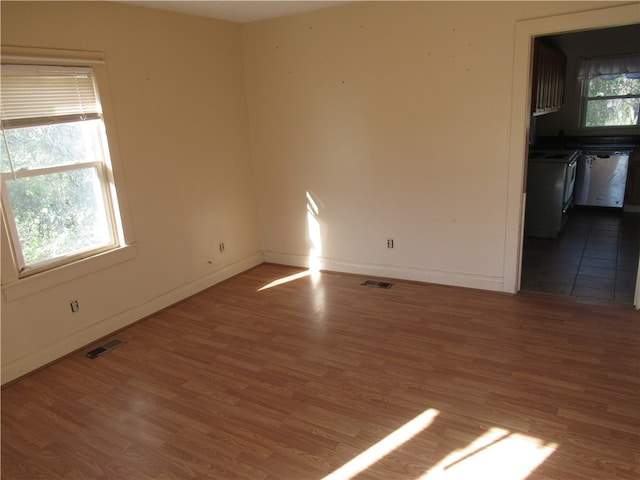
[
  {"x1": 86, "y1": 339, "x2": 126, "y2": 359},
  {"x1": 362, "y1": 280, "x2": 394, "y2": 289}
]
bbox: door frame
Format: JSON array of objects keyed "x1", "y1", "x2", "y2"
[{"x1": 504, "y1": 3, "x2": 640, "y2": 308}]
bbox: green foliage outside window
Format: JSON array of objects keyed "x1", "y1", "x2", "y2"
[
  {"x1": 1, "y1": 121, "x2": 113, "y2": 268},
  {"x1": 5, "y1": 169, "x2": 109, "y2": 267},
  {"x1": 584, "y1": 74, "x2": 640, "y2": 127}
]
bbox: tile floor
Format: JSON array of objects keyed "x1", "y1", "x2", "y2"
[{"x1": 521, "y1": 207, "x2": 640, "y2": 304}]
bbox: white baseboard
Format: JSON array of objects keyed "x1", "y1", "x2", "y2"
[
  {"x1": 263, "y1": 251, "x2": 506, "y2": 292},
  {"x1": 1, "y1": 252, "x2": 265, "y2": 385},
  {"x1": 3, "y1": 250, "x2": 509, "y2": 384}
]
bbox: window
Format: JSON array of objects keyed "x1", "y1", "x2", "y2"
[
  {"x1": 1, "y1": 64, "x2": 123, "y2": 277},
  {"x1": 578, "y1": 54, "x2": 640, "y2": 128}
]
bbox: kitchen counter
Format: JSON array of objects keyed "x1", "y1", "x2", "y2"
[{"x1": 534, "y1": 135, "x2": 640, "y2": 150}]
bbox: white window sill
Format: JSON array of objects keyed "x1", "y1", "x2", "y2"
[{"x1": 2, "y1": 244, "x2": 137, "y2": 302}]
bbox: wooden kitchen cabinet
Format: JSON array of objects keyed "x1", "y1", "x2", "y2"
[{"x1": 531, "y1": 41, "x2": 566, "y2": 116}]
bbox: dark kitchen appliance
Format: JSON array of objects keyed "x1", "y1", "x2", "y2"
[{"x1": 525, "y1": 149, "x2": 579, "y2": 238}]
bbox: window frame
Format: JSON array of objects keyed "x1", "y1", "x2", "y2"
[
  {"x1": 1, "y1": 159, "x2": 118, "y2": 275},
  {"x1": 1, "y1": 46, "x2": 136, "y2": 299},
  {"x1": 577, "y1": 53, "x2": 640, "y2": 132},
  {"x1": 579, "y1": 74, "x2": 640, "y2": 129}
]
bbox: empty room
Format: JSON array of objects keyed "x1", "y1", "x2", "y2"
[{"x1": 1, "y1": 1, "x2": 639, "y2": 479}]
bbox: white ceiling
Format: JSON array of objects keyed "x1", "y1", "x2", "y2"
[{"x1": 118, "y1": 1, "x2": 350, "y2": 24}]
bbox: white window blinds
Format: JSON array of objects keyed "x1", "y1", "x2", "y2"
[{"x1": 1, "y1": 64, "x2": 102, "y2": 128}]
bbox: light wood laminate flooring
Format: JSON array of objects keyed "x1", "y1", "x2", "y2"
[{"x1": 2, "y1": 263, "x2": 639, "y2": 479}]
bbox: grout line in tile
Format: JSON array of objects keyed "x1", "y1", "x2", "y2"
[{"x1": 570, "y1": 213, "x2": 591, "y2": 296}]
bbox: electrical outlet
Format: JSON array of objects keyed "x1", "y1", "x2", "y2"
[
  {"x1": 387, "y1": 239, "x2": 394, "y2": 248},
  {"x1": 219, "y1": 242, "x2": 225, "y2": 253},
  {"x1": 70, "y1": 300, "x2": 80, "y2": 313}
]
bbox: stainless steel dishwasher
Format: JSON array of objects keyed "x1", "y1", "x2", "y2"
[{"x1": 574, "y1": 151, "x2": 630, "y2": 208}]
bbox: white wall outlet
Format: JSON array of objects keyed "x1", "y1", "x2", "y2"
[
  {"x1": 70, "y1": 300, "x2": 80, "y2": 313},
  {"x1": 387, "y1": 239, "x2": 394, "y2": 248},
  {"x1": 219, "y1": 242, "x2": 225, "y2": 253}
]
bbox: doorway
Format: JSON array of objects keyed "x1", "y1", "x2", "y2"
[
  {"x1": 504, "y1": 3, "x2": 640, "y2": 308},
  {"x1": 520, "y1": 25, "x2": 640, "y2": 305}
]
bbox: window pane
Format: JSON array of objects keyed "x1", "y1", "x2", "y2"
[
  {"x1": 1, "y1": 120, "x2": 104, "y2": 173},
  {"x1": 587, "y1": 74, "x2": 640, "y2": 97},
  {"x1": 5, "y1": 167, "x2": 114, "y2": 268},
  {"x1": 585, "y1": 97, "x2": 640, "y2": 127}
]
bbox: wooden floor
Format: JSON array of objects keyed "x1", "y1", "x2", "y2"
[{"x1": 2, "y1": 263, "x2": 639, "y2": 479}]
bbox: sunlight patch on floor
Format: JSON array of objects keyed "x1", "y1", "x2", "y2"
[
  {"x1": 321, "y1": 409, "x2": 440, "y2": 480},
  {"x1": 257, "y1": 270, "x2": 312, "y2": 291},
  {"x1": 418, "y1": 427, "x2": 557, "y2": 480},
  {"x1": 320, "y1": 411, "x2": 557, "y2": 480}
]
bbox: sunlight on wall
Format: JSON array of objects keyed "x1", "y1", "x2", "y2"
[
  {"x1": 256, "y1": 191, "x2": 325, "y2": 291},
  {"x1": 419, "y1": 427, "x2": 557, "y2": 480},
  {"x1": 321, "y1": 409, "x2": 440, "y2": 480},
  {"x1": 306, "y1": 190, "x2": 322, "y2": 277}
]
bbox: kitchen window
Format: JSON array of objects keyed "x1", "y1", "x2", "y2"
[
  {"x1": 578, "y1": 54, "x2": 640, "y2": 128},
  {"x1": 1, "y1": 64, "x2": 124, "y2": 277}
]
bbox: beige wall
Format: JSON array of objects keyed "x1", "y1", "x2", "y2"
[
  {"x1": 1, "y1": 2, "x2": 262, "y2": 383},
  {"x1": 2, "y1": 1, "x2": 636, "y2": 382},
  {"x1": 242, "y1": 1, "x2": 631, "y2": 288}
]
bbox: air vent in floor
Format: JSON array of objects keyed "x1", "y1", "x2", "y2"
[
  {"x1": 86, "y1": 338, "x2": 126, "y2": 359},
  {"x1": 362, "y1": 280, "x2": 394, "y2": 289}
]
